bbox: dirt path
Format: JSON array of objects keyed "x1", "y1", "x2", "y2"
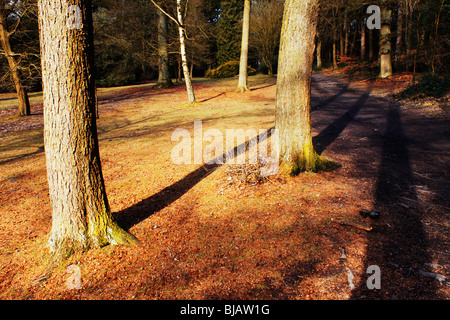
[
  {"x1": 0, "y1": 74, "x2": 448, "y2": 300},
  {"x1": 311, "y1": 73, "x2": 450, "y2": 298}
]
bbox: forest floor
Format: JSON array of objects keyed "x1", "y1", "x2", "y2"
[{"x1": 0, "y1": 68, "x2": 449, "y2": 300}]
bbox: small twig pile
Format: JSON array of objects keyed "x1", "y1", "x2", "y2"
[{"x1": 224, "y1": 161, "x2": 270, "y2": 186}]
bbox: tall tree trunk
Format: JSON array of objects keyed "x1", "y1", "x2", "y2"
[
  {"x1": 395, "y1": 1, "x2": 404, "y2": 59},
  {"x1": 369, "y1": 28, "x2": 374, "y2": 61},
  {"x1": 0, "y1": 8, "x2": 30, "y2": 116},
  {"x1": 237, "y1": 0, "x2": 250, "y2": 92},
  {"x1": 379, "y1": 6, "x2": 393, "y2": 78},
  {"x1": 360, "y1": 19, "x2": 366, "y2": 60},
  {"x1": 154, "y1": 6, "x2": 173, "y2": 89},
  {"x1": 275, "y1": 0, "x2": 323, "y2": 175},
  {"x1": 316, "y1": 32, "x2": 322, "y2": 69},
  {"x1": 176, "y1": 0, "x2": 196, "y2": 104},
  {"x1": 333, "y1": 41, "x2": 338, "y2": 68},
  {"x1": 405, "y1": 12, "x2": 413, "y2": 72},
  {"x1": 350, "y1": 21, "x2": 358, "y2": 56},
  {"x1": 332, "y1": 19, "x2": 338, "y2": 68},
  {"x1": 344, "y1": 12, "x2": 349, "y2": 56},
  {"x1": 38, "y1": 0, "x2": 138, "y2": 260}
]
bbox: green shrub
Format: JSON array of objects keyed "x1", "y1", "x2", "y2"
[
  {"x1": 394, "y1": 74, "x2": 449, "y2": 100},
  {"x1": 205, "y1": 61, "x2": 256, "y2": 79}
]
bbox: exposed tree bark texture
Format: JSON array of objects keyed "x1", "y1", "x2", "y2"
[
  {"x1": 236, "y1": 0, "x2": 250, "y2": 92},
  {"x1": 38, "y1": 0, "x2": 138, "y2": 260},
  {"x1": 380, "y1": 6, "x2": 393, "y2": 78},
  {"x1": 154, "y1": 6, "x2": 173, "y2": 89},
  {"x1": 275, "y1": 0, "x2": 322, "y2": 175},
  {"x1": 0, "y1": 5, "x2": 30, "y2": 116},
  {"x1": 176, "y1": 0, "x2": 196, "y2": 104}
]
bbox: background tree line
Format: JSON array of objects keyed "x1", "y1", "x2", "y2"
[{"x1": 1, "y1": 0, "x2": 448, "y2": 113}]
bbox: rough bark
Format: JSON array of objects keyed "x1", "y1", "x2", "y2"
[
  {"x1": 237, "y1": 0, "x2": 250, "y2": 92},
  {"x1": 0, "y1": 6, "x2": 30, "y2": 116},
  {"x1": 154, "y1": 6, "x2": 174, "y2": 89},
  {"x1": 379, "y1": 6, "x2": 393, "y2": 78},
  {"x1": 176, "y1": 0, "x2": 196, "y2": 104},
  {"x1": 275, "y1": 0, "x2": 323, "y2": 175},
  {"x1": 38, "y1": 0, "x2": 138, "y2": 260}
]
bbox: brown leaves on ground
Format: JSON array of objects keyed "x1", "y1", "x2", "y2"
[{"x1": 0, "y1": 73, "x2": 449, "y2": 300}]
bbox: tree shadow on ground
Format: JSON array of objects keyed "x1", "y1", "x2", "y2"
[
  {"x1": 313, "y1": 92, "x2": 369, "y2": 155},
  {"x1": 114, "y1": 129, "x2": 275, "y2": 230},
  {"x1": 114, "y1": 82, "x2": 367, "y2": 231},
  {"x1": 350, "y1": 103, "x2": 439, "y2": 299}
]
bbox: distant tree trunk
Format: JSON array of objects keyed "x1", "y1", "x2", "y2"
[
  {"x1": 0, "y1": 8, "x2": 30, "y2": 116},
  {"x1": 154, "y1": 6, "x2": 173, "y2": 89},
  {"x1": 379, "y1": 6, "x2": 393, "y2": 78},
  {"x1": 333, "y1": 42, "x2": 338, "y2": 68},
  {"x1": 177, "y1": 56, "x2": 182, "y2": 83},
  {"x1": 316, "y1": 32, "x2": 322, "y2": 69},
  {"x1": 275, "y1": 0, "x2": 323, "y2": 175},
  {"x1": 360, "y1": 19, "x2": 366, "y2": 60},
  {"x1": 332, "y1": 20, "x2": 338, "y2": 68},
  {"x1": 38, "y1": 0, "x2": 138, "y2": 260},
  {"x1": 176, "y1": 0, "x2": 196, "y2": 103},
  {"x1": 350, "y1": 22, "x2": 358, "y2": 56},
  {"x1": 237, "y1": 0, "x2": 250, "y2": 92},
  {"x1": 395, "y1": 1, "x2": 404, "y2": 59},
  {"x1": 369, "y1": 29, "x2": 374, "y2": 61},
  {"x1": 344, "y1": 12, "x2": 349, "y2": 56},
  {"x1": 405, "y1": 12, "x2": 413, "y2": 72}
]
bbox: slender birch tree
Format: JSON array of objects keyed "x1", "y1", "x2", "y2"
[{"x1": 176, "y1": 0, "x2": 196, "y2": 103}]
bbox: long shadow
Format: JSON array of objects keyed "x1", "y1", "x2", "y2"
[
  {"x1": 313, "y1": 92, "x2": 370, "y2": 155},
  {"x1": 250, "y1": 83, "x2": 276, "y2": 92},
  {"x1": 114, "y1": 128, "x2": 274, "y2": 230},
  {"x1": 351, "y1": 103, "x2": 436, "y2": 299},
  {"x1": 311, "y1": 79, "x2": 349, "y2": 111},
  {"x1": 200, "y1": 92, "x2": 225, "y2": 103},
  {"x1": 0, "y1": 146, "x2": 44, "y2": 166}
]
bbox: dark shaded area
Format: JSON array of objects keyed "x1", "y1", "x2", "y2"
[
  {"x1": 351, "y1": 103, "x2": 437, "y2": 299},
  {"x1": 311, "y1": 79, "x2": 349, "y2": 111}
]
